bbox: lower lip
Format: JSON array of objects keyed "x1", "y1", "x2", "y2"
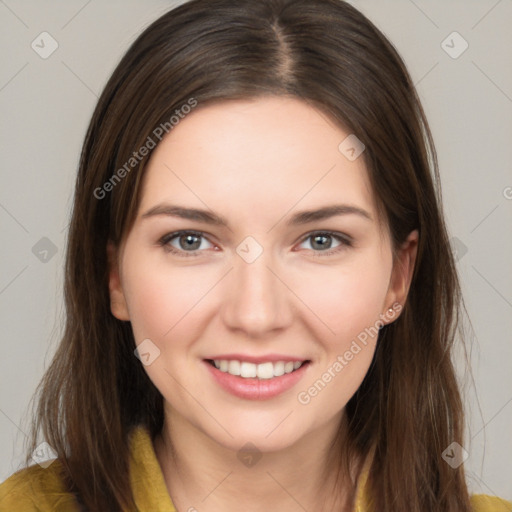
[{"x1": 203, "y1": 360, "x2": 310, "y2": 400}]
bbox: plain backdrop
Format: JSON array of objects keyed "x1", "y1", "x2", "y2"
[{"x1": 1, "y1": 0, "x2": 511, "y2": 500}]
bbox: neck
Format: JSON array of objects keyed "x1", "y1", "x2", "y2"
[{"x1": 153, "y1": 408, "x2": 364, "y2": 512}]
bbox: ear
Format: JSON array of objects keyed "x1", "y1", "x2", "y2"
[
  {"x1": 107, "y1": 240, "x2": 130, "y2": 321},
  {"x1": 382, "y1": 229, "x2": 418, "y2": 323}
]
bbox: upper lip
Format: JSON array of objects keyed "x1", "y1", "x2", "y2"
[{"x1": 204, "y1": 353, "x2": 309, "y2": 364}]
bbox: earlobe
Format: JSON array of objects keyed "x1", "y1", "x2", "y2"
[
  {"x1": 383, "y1": 229, "x2": 419, "y2": 322},
  {"x1": 107, "y1": 241, "x2": 130, "y2": 321}
]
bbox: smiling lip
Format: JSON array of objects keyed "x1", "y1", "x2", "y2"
[{"x1": 203, "y1": 355, "x2": 311, "y2": 400}]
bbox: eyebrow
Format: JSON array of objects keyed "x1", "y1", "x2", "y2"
[{"x1": 140, "y1": 203, "x2": 372, "y2": 227}]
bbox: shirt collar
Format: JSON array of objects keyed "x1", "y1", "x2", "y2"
[
  {"x1": 128, "y1": 425, "x2": 177, "y2": 511},
  {"x1": 353, "y1": 442, "x2": 376, "y2": 512}
]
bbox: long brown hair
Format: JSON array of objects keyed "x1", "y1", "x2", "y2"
[{"x1": 23, "y1": 0, "x2": 472, "y2": 510}]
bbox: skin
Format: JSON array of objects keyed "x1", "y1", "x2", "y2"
[{"x1": 108, "y1": 96, "x2": 418, "y2": 512}]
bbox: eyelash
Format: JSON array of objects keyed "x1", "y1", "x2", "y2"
[{"x1": 157, "y1": 230, "x2": 353, "y2": 258}]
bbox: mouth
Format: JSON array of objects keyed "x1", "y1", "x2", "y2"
[
  {"x1": 205, "y1": 358, "x2": 310, "y2": 380},
  {"x1": 203, "y1": 356, "x2": 311, "y2": 400}
]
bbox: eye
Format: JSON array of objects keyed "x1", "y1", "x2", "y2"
[
  {"x1": 158, "y1": 230, "x2": 353, "y2": 258},
  {"x1": 297, "y1": 231, "x2": 353, "y2": 256},
  {"x1": 158, "y1": 230, "x2": 215, "y2": 257}
]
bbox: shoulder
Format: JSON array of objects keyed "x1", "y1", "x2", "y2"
[
  {"x1": 470, "y1": 493, "x2": 512, "y2": 511},
  {"x1": 0, "y1": 459, "x2": 80, "y2": 512}
]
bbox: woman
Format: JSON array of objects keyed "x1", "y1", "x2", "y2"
[{"x1": 1, "y1": 0, "x2": 510, "y2": 510}]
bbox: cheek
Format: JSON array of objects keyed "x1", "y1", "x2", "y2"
[
  {"x1": 294, "y1": 251, "x2": 392, "y2": 345},
  {"x1": 121, "y1": 258, "x2": 215, "y2": 401},
  {"x1": 121, "y1": 253, "x2": 214, "y2": 345},
  {"x1": 294, "y1": 256, "x2": 391, "y2": 416}
]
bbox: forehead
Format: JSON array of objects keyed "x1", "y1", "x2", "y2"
[{"x1": 138, "y1": 96, "x2": 377, "y2": 226}]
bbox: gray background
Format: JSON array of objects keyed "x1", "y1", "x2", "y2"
[{"x1": 1, "y1": 0, "x2": 511, "y2": 500}]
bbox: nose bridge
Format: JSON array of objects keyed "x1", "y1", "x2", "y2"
[{"x1": 221, "y1": 238, "x2": 292, "y2": 335}]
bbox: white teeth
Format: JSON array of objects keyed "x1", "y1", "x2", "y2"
[
  {"x1": 228, "y1": 360, "x2": 241, "y2": 376},
  {"x1": 240, "y1": 361, "x2": 257, "y2": 378},
  {"x1": 273, "y1": 361, "x2": 285, "y2": 377},
  {"x1": 212, "y1": 359, "x2": 306, "y2": 379},
  {"x1": 257, "y1": 362, "x2": 274, "y2": 380}
]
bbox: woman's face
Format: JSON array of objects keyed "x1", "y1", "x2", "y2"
[{"x1": 109, "y1": 96, "x2": 416, "y2": 452}]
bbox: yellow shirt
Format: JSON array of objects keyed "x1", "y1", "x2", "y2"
[{"x1": 1, "y1": 425, "x2": 510, "y2": 511}]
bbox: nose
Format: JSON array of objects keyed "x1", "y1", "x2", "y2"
[{"x1": 220, "y1": 246, "x2": 294, "y2": 338}]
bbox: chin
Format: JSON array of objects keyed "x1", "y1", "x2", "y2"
[{"x1": 197, "y1": 410, "x2": 310, "y2": 453}]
